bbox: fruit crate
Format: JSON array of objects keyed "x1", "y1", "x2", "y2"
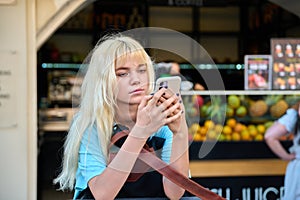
[{"x1": 182, "y1": 90, "x2": 300, "y2": 143}]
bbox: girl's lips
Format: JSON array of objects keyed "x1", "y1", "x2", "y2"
[{"x1": 130, "y1": 88, "x2": 144, "y2": 94}]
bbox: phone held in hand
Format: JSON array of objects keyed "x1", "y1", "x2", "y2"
[{"x1": 154, "y1": 76, "x2": 181, "y2": 94}]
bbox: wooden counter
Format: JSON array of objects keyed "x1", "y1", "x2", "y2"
[{"x1": 189, "y1": 159, "x2": 288, "y2": 177}]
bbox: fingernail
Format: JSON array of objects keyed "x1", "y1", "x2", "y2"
[
  {"x1": 181, "y1": 110, "x2": 184, "y2": 114},
  {"x1": 179, "y1": 100, "x2": 182, "y2": 103},
  {"x1": 176, "y1": 93, "x2": 179, "y2": 96},
  {"x1": 164, "y1": 86, "x2": 168, "y2": 88},
  {"x1": 150, "y1": 92, "x2": 154, "y2": 95}
]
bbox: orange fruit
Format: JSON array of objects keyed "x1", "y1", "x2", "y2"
[
  {"x1": 222, "y1": 125, "x2": 232, "y2": 135},
  {"x1": 226, "y1": 118, "x2": 237, "y2": 128},
  {"x1": 199, "y1": 126, "x2": 208, "y2": 135},
  {"x1": 214, "y1": 124, "x2": 223, "y2": 134},
  {"x1": 193, "y1": 133, "x2": 202, "y2": 141},
  {"x1": 204, "y1": 120, "x2": 215, "y2": 129},
  {"x1": 279, "y1": 135, "x2": 287, "y2": 141},
  {"x1": 287, "y1": 134, "x2": 294, "y2": 140},
  {"x1": 241, "y1": 130, "x2": 251, "y2": 141},
  {"x1": 234, "y1": 122, "x2": 244, "y2": 133},
  {"x1": 189, "y1": 123, "x2": 200, "y2": 135},
  {"x1": 249, "y1": 127, "x2": 258, "y2": 138},
  {"x1": 224, "y1": 134, "x2": 232, "y2": 141},
  {"x1": 241, "y1": 124, "x2": 247, "y2": 131},
  {"x1": 207, "y1": 130, "x2": 218, "y2": 140},
  {"x1": 257, "y1": 124, "x2": 266, "y2": 134},
  {"x1": 254, "y1": 134, "x2": 264, "y2": 141},
  {"x1": 248, "y1": 124, "x2": 256, "y2": 130},
  {"x1": 232, "y1": 132, "x2": 241, "y2": 141}
]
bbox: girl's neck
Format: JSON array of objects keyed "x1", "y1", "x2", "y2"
[{"x1": 115, "y1": 104, "x2": 138, "y2": 130}]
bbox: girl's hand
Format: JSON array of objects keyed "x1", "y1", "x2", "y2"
[
  {"x1": 133, "y1": 88, "x2": 182, "y2": 138},
  {"x1": 156, "y1": 88, "x2": 185, "y2": 134},
  {"x1": 284, "y1": 152, "x2": 296, "y2": 161}
]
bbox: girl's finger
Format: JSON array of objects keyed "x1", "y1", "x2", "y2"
[
  {"x1": 162, "y1": 88, "x2": 175, "y2": 99},
  {"x1": 159, "y1": 94, "x2": 180, "y2": 111},
  {"x1": 149, "y1": 88, "x2": 167, "y2": 106},
  {"x1": 139, "y1": 95, "x2": 153, "y2": 108},
  {"x1": 164, "y1": 102, "x2": 181, "y2": 117},
  {"x1": 164, "y1": 108, "x2": 183, "y2": 124}
]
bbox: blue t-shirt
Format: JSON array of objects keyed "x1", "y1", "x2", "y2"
[
  {"x1": 278, "y1": 108, "x2": 298, "y2": 133},
  {"x1": 73, "y1": 125, "x2": 173, "y2": 199}
]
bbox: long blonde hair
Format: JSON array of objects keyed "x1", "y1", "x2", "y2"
[{"x1": 54, "y1": 33, "x2": 155, "y2": 191}]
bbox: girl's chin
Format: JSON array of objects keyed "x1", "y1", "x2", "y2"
[{"x1": 129, "y1": 96, "x2": 144, "y2": 104}]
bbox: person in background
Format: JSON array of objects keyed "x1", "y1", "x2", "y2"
[
  {"x1": 155, "y1": 62, "x2": 205, "y2": 91},
  {"x1": 53, "y1": 33, "x2": 190, "y2": 199},
  {"x1": 265, "y1": 102, "x2": 300, "y2": 200}
]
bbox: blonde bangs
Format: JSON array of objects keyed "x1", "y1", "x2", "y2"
[{"x1": 114, "y1": 41, "x2": 155, "y2": 93}]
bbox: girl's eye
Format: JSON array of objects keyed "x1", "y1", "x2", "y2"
[
  {"x1": 117, "y1": 72, "x2": 129, "y2": 77},
  {"x1": 138, "y1": 69, "x2": 146, "y2": 73}
]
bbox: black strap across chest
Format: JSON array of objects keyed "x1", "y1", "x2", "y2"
[{"x1": 77, "y1": 124, "x2": 225, "y2": 200}]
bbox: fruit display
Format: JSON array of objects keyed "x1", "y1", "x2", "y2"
[
  {"x1": 189, "y1": 118, "x2": 294, "y2": 142},
  {"x1": 269, "y1": 99, "x2": 289, "y2": 118},
  {"x1": 184, "y1": 94, "x2": 300, "y2": 142},
  {"x1": 248, "y1": 99, "x2": 269, "y2": 117}
]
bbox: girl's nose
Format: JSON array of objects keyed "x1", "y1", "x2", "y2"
[{"x1": 130, "y1": 71, "x2": 140, "y2": 85}]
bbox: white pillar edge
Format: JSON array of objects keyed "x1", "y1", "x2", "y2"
[
  {"x1": 36, "y1": 0, "x2": 89, "y2": 50},
  {"x1": 27, "y1": 0, "x2": 37, "y2": 199}
]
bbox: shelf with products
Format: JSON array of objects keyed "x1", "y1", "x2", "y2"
[
  {"x1": 182, "y1": 91, "x2": 299, "y2": 162},
  {"x1": 37, "y1": 63, "x2": 83, "y2": 109}
]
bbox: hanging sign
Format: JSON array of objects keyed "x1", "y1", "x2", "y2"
[
  {"x1": 0, "y1": 51, "x2": 18, "y2": 128},
  {"x1": 244, "y1": 55, "x2": 272, "y2": 90},
  {"x1": 271, "y1": 38, "x2": 300, "y2": 90}
]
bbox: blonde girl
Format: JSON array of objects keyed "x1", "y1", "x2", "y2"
[{"x1": 54, "y1": 33, "x2": 189, "y2": 199}]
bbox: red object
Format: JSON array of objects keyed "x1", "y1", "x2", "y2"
[{"x1": 194, "y1": 95, "x2": 204, "y2": 107}]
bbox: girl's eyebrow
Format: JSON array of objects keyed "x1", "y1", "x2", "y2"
[
  {"x1": 115, "y1": 67, "x2": 129, "y2": 71},
  {"x1": 116, "y1": 64, "x2": 146, "y2": 70},
  {"x1": 138, "y1": 63, "x2": 147, "y2": 67}
]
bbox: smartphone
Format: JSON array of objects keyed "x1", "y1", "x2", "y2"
[{"x1": 154, "y1": 76, "x2": 181, "y2": 94}]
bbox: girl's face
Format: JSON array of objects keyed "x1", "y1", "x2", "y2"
[{"x1": 115, "y1": 54, "x2": 150, "y2": 106}]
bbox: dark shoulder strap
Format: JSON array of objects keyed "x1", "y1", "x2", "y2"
[{"x1": 138, "y1": 148, "x2": 225, "y2": 200}]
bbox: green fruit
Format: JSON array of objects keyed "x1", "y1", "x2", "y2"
[
  {"x1": 264, "y1": 121, "x2": 274, "y2": 129},
  {"x1": 218, "y1": 134, "x2": 226, "y2": 141},
  {"x1": 200, "y1": 105, "x2": 209, "y2": 117},
  {"x1": 228, "y1": 95, "x2": 241, "y2": 109},
  {"x1": 226, "y1": 106, "x2": 234, "y2": 117},
  {"x1": 236, "y1": 106, "x2": 247, "y2": 117}
]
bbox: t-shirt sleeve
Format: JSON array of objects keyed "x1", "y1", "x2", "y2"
[
  {"x1": 74, "y1": 125, "x2": 107, "y2": 194},
  {"x1": 152, "y1": 126, "x2": 173, "y2": 164},
  {"x1": 278, "y1": 108, "x2": 298, "y2": 133}
]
